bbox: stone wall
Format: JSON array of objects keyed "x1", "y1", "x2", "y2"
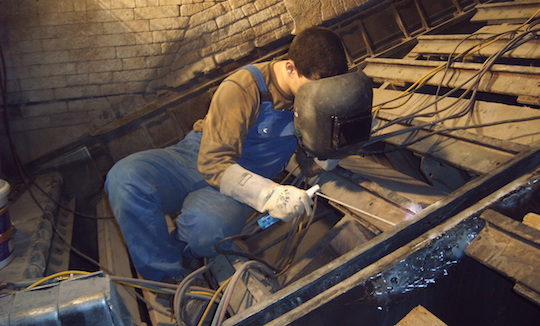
[{"x1": 0, "y1": 0, "x2": 364, "y2": 165}]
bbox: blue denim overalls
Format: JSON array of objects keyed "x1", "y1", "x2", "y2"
[{"x1": 105, "y1": 65, "x2": 297, "y2": 281}]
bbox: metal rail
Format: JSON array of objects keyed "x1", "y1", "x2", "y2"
[
  {"x1": 471, "y1": 1, "x2": 540, "y2": 24},
  {"x1": 363, "y1": 58, "x2": 540, "y2": 98},
  {"x1": 410, "y1": 34, "x2": 540, "y2": 59}
]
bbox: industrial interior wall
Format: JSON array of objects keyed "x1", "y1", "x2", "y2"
[{"x1": 0, "y1": 0, "x2": 365, "y2": 169}]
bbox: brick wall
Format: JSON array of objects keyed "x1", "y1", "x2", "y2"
[{"x1": 0, "y1": 0, "x2": 359, "y2": 165}]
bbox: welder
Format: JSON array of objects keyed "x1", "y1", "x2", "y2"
[{"x1": 104, "y1": 27, "x2": 372, "y2": 282}]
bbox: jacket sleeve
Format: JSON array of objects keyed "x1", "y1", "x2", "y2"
[{"x1": 197, "y1": 73, "x2": 260, "y2": 188}]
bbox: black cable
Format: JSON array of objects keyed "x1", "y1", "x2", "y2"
[
  {"x1": 362, "y1": 28, "x2": 539, "y2": 150},
  {"x1": 371, "y1": 27, "x2": 539, "y2": 136},
  {"x1": 357, "y1": 115, "x2": 540, "y2": 155},
  {"x1": 432, "y1": 30, "x2": 523, "y2": 114},
  {"x1": 214, "y1": 238, "x2": 280, "y2": 273}
]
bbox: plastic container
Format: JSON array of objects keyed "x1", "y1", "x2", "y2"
[{"x1": 0, "y1": 179, "x2": 14, "y2": 270}]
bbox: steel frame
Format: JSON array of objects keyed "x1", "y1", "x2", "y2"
[{"x1": 224, "y1": 144, "x2": 540, "y2": 325}]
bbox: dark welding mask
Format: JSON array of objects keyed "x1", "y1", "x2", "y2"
[{"x1": 294, "y1": 70, "x2": 373, "y2": 159}]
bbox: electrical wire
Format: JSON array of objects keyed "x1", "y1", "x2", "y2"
[
  {"x1": 114, "y1": 280, "x2": 216, "y2": 300},
  {"x1": 174, "y1": 265, "x2": 209, "y2": 326},
  {"x1": 360, "y1": 27, "x2": 540, "y2": 153},
  {"x1": 25, "y1": 270, "x2": 91, "y2": 290},
  {"x1": 370, "y1": 9, "x2": 540, "y2": 115},
  {"x1": 197, "y1": 278, "x2": 231, "y2": 326},
  {"x1": 213, "y1": 193, "x2": 319, "y2": 275},
  {"x1": 114, "y1": 280, "x2": 176, "y2": 295},
  {"x1": 204, "y1": 20, "x2": 540, "y2": 324},
  {"x1": 370, "y1": 13, "x2": 539, "y2": 132},
  {"x1": 211, "y1": 261, "x2": 275, "y2": 326}
]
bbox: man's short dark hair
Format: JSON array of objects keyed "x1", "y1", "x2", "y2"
[{"x1": 288, "y1": 27, "x2": 348, "y2": 79}]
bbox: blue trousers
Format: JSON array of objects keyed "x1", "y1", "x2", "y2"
[{"x1": 105, "y1": 131, "x2": 253, "y2": 281}]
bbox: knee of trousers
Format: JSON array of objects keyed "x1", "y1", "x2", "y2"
[
  {"x1": 104, "y1": 155, "x2": 155, "y2": 220},
  {"x1": 176, "y1": 204, "x2": 251, "y2": 257}
]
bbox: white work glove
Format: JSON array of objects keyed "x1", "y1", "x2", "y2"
[
  {"x1": 220, "y1": 164, "x2": 313, "y2": 222},
  {"x1": 262, "y1": 185, "x2": 313, "y2": 222}
]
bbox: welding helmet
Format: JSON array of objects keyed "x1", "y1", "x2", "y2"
[{"x1": 294, "y1": 70, "x2": 373, "y2": 159}]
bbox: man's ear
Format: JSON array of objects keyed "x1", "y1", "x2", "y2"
[{"x1": 285, "y1": 60, "x2": 297, "y2": 78}]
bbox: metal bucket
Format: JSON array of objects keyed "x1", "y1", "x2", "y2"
[{"x1": 0, "y1": 179, "x2": 14, "y2": 270}]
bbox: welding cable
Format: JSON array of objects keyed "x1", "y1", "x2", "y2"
[
  {"x1": 361, "y1": 28, "x2": 538, "y2": 154},
  {"x1": 45, "y1": 220, "x2": 174, "y2": 318},
  {"x1": 357, "y1": 115, "x2": 540, "y2": 156},
  {"x1": 369, "y1": 65, "x2": 486, "y2": 135},
  {"x1": 363, "y1": 29, "x2": 538, "y2": 149},
  {"x1": 214, "y1": 238, "x2": 279, "y2": 273},
  {"x1": 114, "y1": 280, "x2": 176, "y2": 295},
  {"x1": 433, "y1": 25, "x2": 539, "y2": 110},
  {"x1": 391, "y1": 18, "x2": 538, "y2": 122},
  {"x1": 110, "y1": 277, "x2": 216, "y2": 296},
  {"x1": 251, "y1": 207, "x2": 335, "y2": 257},
  {"x1": 110, "y1": 275, "x2": 178, "y2": 289},
  {"x1": 174, "y1": 265, "x2": 211, "y2": 326},
  {"x1": 211, "y1": 260, "x2": 275, "y2": 326},
  {"x1": 430, "y1": 30, "x2": 519, "y2": 117},
  {"x1": 196, "y1": 278, "x2": 231, "y2": 326},
  {"x1": 213, "y1": 200, "x2": 317, "y2": 275},
  {"x1": 370, "y1": 51, "x2": 488, "y2": 135},
  {"x1": 371, "y1": 9, "x2": 540, "y2": 115},
  {"x1": 275, "y1": 198, "x2": 318, "y2": 277},
  {"x1": 25, "y1": 270, "x2": 92, "y2": 290},
  {"x1": 214, "y1": 181, "x2": 320, "y2": 276},
  {"x1": 114, "y1": 280, "x2": 217, "y2": 301},
  {"x1": 372, "y1": 31, "x2": 536, "y2": 126},
  {"x1": 373, "y1": 31, "x2": 506, "y2": 112}
]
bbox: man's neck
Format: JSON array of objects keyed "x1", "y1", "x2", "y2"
[{"x1": 272, "y1": 60, "x2": 293, "y2": 97}]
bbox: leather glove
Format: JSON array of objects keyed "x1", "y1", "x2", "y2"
[
  {"x1": 262, "y1": 185, "x2": 313, "y2": 222},
  {"x1": 220, "y1": 164, "x2": 313, "y2": 222}
]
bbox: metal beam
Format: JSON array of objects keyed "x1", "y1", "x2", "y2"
[
  {"x1": 466, "y1": 213, "x2": 540, "y2": 298},
  {"x1": 363, "y1": 58, "x2": 540, "y2": 98},
  {"x1": 475, "y1": 23, "x2": 534, "y2": 34},
  {"x1": 268, "y1": 167, "x2": 540, "y2": 324},
  {"x1": 372, "y1": 89, "x2": 540, "y2": 149},
  {"x1": 471, "y1": 1, "x2": 540, "y2": 24},
  {"x1": 410, "y1": 34, "x2": 540, "y2": 59},
  {"x1": 373, "y1": 122, "x2": 516, "y2": 175},
  {"x1": 223, "y1": 145, "x2": 540, "y2": 325}
]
